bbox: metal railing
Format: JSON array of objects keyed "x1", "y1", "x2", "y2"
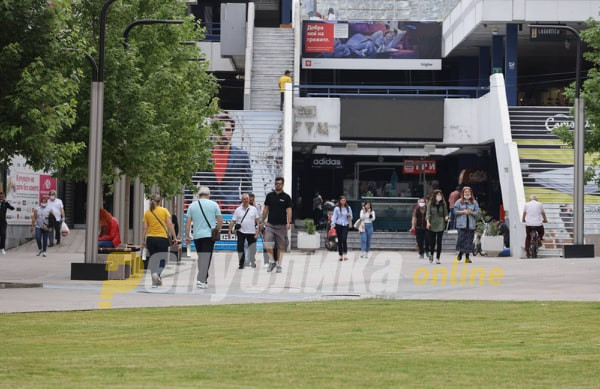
[{"x1": 296, "y1": 84, "x2": 490, "y2": 98}]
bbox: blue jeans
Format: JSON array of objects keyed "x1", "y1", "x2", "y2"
[
  {"x1": 35, "y1": 227, "x2": 49, "y2": 251},
  {"x1": 360, "y1": 223, "x2": 373, "y2": 252},
  {"x1": 146, "y1": 236, "x2": 170, "y2": 284},
  {"x1": 448, "y1": 209, "x2": 456, "y2": 229},
  {"x1": 98, "y1": 240, "x2": 114, "y2": 248}
]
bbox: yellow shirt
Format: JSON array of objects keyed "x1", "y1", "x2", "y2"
[
  {"x1": 279, "y1": 75, "x2": 292, "y2": 92},
  {"x1": 143, "y1": 206, "x2": 171, "y2": 238}
]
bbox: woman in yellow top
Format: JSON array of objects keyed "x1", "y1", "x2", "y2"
[{"x1": 142, "y1": 193, "x2": 177, "y2": 288}]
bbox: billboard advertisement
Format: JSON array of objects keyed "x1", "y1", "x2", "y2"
[
  {"x1": 302, "y1": 20, "x2": 442, "y2": 70},
  {"x1": 5, "y1": 155, "x2": 57, "y2": 225},
  {"x1": 185, "y1": 111, "x2": 284, "y2": 250}
]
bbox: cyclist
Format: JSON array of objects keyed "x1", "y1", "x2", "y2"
[{"x1": 522, "y1": 195, "x2": 548, "y2": 258}]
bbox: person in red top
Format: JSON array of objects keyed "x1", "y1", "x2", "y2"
[{"x1": 98, "y1": 208, "x2": 122, "y2": 248}]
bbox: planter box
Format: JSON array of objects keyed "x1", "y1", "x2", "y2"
[
  {"x1": 481, "y1": 236, "x2": 504, "y2": 256},
  {"x1": 297, "y1": 232, "x2": 321, "y2": 252}
]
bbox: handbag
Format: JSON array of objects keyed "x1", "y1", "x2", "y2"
[
  {"x1": 235, "y1": 208, "x2": 250, "y2": 231},
  {"x1": 150, "y1": 210, "x2": 181, "y2": 258},
  {"x1": 198, "y1": 200, "x2": 220, "y2": 242},
  {"x1": 353, "y1": 218, "x2": 363, "y2": 230},
  {"x1": 42, "y1": 223, "x2": 52, "y2": 232}
]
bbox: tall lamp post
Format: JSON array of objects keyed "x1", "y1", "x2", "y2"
[{"x1": 529, "y1": 24, "x2": 593, "y2": 257}]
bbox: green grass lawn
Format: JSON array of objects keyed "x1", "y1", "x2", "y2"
[{"x1": 1, "y1": 300, "x2": 599, "y2": 388}]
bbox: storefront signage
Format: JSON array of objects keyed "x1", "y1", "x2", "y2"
[
  {"x1": 458, "y1": 169, "x2": 488, "y2": 184},
  {"x1": 530, "y1": 26, "x2": 566, "y2": 42},
  {"x1": 312, "y1": 156, "x2": 343, "y2": 169},
  {"x1": 293, "y1": 98, "x2": 340, "y2": 143},
  {"x1": 403, "y1": 160, "x2": 436, "y2": 174}
]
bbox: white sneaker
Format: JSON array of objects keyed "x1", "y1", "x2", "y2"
[
  {"x1": 263, "y1": 263, "x2": 269, "y2": 268},
  {"x1": 1, "y1": 249, "x2": 5, "y2": 255},
  {"x1": 42, "y1": 252, "x2": 47, "y2": 257},
  {"x1": 151, "y1": 284, "x2": 158, "y2": 288},
  {"x1": 36, "y1": 250, "x2": 42, "y2": 256},
  {"x1": 151, "y1": 273, "x2": 162, "y2": 286},
  {"x1": 197, "y1": 281, "x2": 208, "y2": 289},
  {"x1": 435, "y1": 258, "x2": 441, "y2": 264}
]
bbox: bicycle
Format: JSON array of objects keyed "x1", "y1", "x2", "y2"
[{"x1": 528, "y1": 228, "x2": 540, "y2": 258}]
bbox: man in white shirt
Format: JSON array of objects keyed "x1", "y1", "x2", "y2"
[
  {"x1": 228, "y1": 193, "x2": 261, "y2": 269},
  {"x1": 47, "y1": 190, "x2": 65, "y2": 246},
  {"x1": 522, "y1": 195, "x2": 548, "y2": 257}
]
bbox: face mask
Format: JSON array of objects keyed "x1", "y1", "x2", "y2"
[
  {"x1": 464, "y1": 194, "x2": 471, "y2": 200},
  {"x1": 418, "y1": 202, "x2": 425, "y2": 207},
  {"x1": 41, "y1": 203, "x2": 47, "y2": 208},
  {"x1": 436, "y1": 195, "x2": 442, "y2": 202},
  {"x1": 50, "y1": 195, "x2": 56, "y2": 200}
]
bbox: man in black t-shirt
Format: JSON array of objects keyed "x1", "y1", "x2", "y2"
[{"x1": 260, "y1": 176, "x2": 293, "y2": 273}]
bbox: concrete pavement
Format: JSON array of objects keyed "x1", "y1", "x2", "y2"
[{"x1": 1, "y1": 230, "x2": 599, "y2": 313}]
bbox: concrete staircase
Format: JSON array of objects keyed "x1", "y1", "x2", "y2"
[
  {"x1": 509, "y1": 106, "x2": 600, "y2": 256},
  {"x1": 292, "y1": 230, "x2": 458, "y2": 252},
  {"x1": 249, "y1": 28, "x2": 294, "y2": 111}
]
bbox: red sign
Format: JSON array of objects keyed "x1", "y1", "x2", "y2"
[
  {"x1": 403, "y1": 160, "x2": 436, "y2": 174},
  {"x1": 304, "y1": 22, "x2": 334, "y2": 53}
]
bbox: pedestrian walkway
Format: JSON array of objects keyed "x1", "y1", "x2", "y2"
[{"x1": 0, "y1": 229, "x2": 598, "y2": 313}]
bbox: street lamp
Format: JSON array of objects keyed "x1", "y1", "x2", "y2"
[
  {"x1": 123, "y1": 19, "x2": 185, "y2": 48},
  {"x1": 529, "y1": 24, "x2": 593, "y2": 257}
]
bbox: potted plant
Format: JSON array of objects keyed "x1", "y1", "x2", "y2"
[
  {"x1": 477, "y1": 210, "x2": 504, "y2": 256},
  {"x1": 297, "y1": 218, "x2": 321, "y2": 252}
]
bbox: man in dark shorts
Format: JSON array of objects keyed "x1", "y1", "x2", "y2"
[{"x1": 260, "y1": 176, "x2": 293, "y2": 273}]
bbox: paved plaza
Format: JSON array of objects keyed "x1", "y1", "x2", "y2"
[{"x1": 1, "y1": 230, "x2": 598, "y2": 313}]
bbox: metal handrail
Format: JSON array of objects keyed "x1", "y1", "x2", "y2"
[{"x1": 296, "y1": 84, "x2": 489, "y2": 98}]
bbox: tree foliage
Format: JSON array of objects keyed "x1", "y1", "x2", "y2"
[
  {"x1": 1, "y1": 0, "x2": 220, "y2": 198},
  {"x1": 0, "y1": 0, "x2": 87, "y2": 171},
  {"x1": 553, "y1": 18, "x2": 600, "y2": 184},
  {"x1": 61, "y1": 0, "x2": 220, "y2": 197}
]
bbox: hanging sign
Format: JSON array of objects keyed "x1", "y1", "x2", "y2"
[{"x1": 403, "y1": 160, "x2": 436, "y2": 174}]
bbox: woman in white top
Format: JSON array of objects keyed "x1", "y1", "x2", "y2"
[{"x1": 359, "y1": 201, "x2": 376, "y2": 258}]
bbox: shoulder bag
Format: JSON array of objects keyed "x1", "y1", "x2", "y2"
[
  {"x1": 199, "y1": 200, "x2": 220, "y2": 241},
  {"x1": 235, "y1": 208, "x2": 250, "y2": 231}
]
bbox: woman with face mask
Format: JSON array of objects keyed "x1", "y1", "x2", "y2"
[
  {"x1": 453, "y1": 186, "x2": 480, "y2": 263},
  {"x1": 31, "y1": 197, "x2": 52, "y2": 257},
  {"x1": 425, "y1": 190, "x2": 449, "y2": 264},
  {"x1": 411, "y1": 198, "x2": 428, "y2": 259}
]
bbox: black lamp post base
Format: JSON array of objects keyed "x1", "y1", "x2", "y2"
[{"x1": 563, "y1": 244, "x2": 595, "y2": 258}]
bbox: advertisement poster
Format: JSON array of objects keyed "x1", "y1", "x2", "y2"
[
  {"x1": 185, "y1": 111, "x2": 283, "y2": 250},
  {"x1": 5, "y1": 155, "x2": 57, "y2": 225},
  {"x1": 302, "y1": 20, "x2": 442, "y2": 70}
]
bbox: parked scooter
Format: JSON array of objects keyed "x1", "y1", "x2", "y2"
[
  {"x1": 323, "y1": 201, "x2": 338, "y2": 251},
  {"x1": 472, "y1": 219, "x2": 490, "y2": 256}
]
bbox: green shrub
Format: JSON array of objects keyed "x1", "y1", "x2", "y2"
[{"x1": 304, "y1": 219, "x2": 316, "y2": 234}]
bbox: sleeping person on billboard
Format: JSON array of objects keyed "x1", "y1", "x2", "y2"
[
  {"x1": 321, "y1": 21, "x2": 419, "y2": 59},
  {"x1": 332, "y1": 28, "x2": 407, "y2": 58},
  {"x1": 192, "y1": 112, "x2": 253, "y2": 213}
]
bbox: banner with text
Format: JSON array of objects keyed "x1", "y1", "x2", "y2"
[
  {"x1": 5, "y1": 155, "x2": 57, "y2": 225},
  {"x1": 302, "y1": 20, "x2": 442, "y2": 70}
]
